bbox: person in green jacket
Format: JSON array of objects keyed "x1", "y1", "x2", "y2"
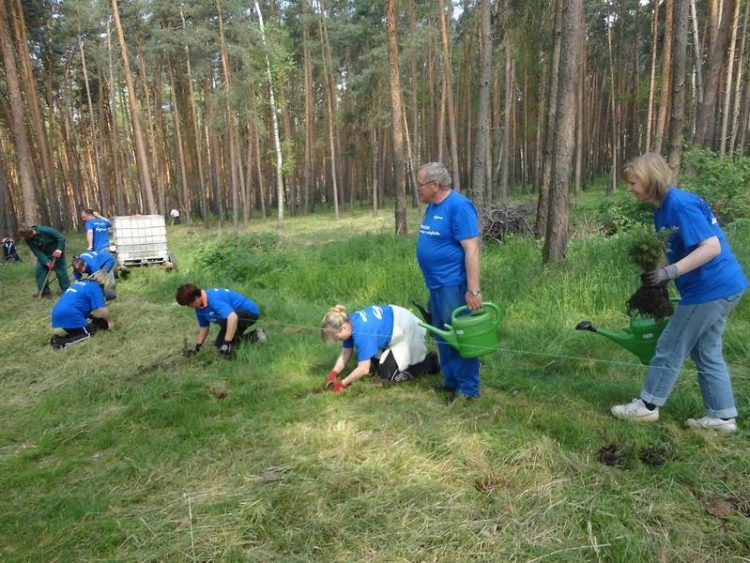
[{"x1": 17, "y1": 225, "x2": 70, "y2": 297}]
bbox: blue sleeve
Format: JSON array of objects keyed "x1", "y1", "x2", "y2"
[
  {"x1": 452, "y1": 199, "x2": 479, "y2": 240},
  {"x1": 196, "y1": 310, "x2": 209, "y2": 328},
  {"x1": 674, "y1": 201, "x2": 715, "y2": 249},
  {"x1": 342, "y1": 337, "x2": 354, "y2": 349},
  {"x1": 85, "y1": 219, "x2": 94, "y2": 232}
]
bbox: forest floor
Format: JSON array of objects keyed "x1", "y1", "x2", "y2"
[{"x1": 1, "y1": 193, "x2": 750, "y2": 561}]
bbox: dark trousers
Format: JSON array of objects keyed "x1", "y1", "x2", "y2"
[
  {"x1": 377, "y1": 352, "x2": 436, "y2": 383},
  {"x1": 35, "y1": 255, "x2": 70, "y2": 293},
  {"x1": 214, "y1": 310, "x2": 259, "y2": 347},
  {"x1": 50, "y1": 325, "x2": 92, "y2": 349}
]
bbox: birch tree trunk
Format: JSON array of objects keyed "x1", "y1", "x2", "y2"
[{"x1": 255, "y1": 0, "x2": 285, "y2": 228}]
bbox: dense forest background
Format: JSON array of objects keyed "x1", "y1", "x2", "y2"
[{"x1": 1, "y1": 0, "x2": 749, "y2": 260}]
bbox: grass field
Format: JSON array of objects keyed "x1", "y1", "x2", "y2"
[{"x1": 1, "y1": 195, "x2": 749, "y2": 562}]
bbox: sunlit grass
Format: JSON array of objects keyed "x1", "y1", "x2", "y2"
[{"x1": 1, "y1": 203, "x2": 749, "y2": 560}]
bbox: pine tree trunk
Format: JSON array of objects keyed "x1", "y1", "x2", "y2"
[
  {"x1": 12, "y1": 0, "x2": 61, "y2": 227},
  {"x1": 0, "y1": 1, "x2": 39, "y2": 224},
  {"x1": 318, "y1": 0, "x2": 340, "y2": 220},
  {"x1": 729, "y1": 0, "x2": 749, "y2": 154},
  {"x1": 110, "y1": 0, "x2": 156, "y2": 214},
  {"x1": 535, "y1": 0, "x2": 561, "y2": 238},
  {"x1": 438, "y1": 0, "x2": 460, "y2": 190},
  {"x1": 719, "y1": 0, "x2": 741, "y2": 155},
  {"x1": 694, "y1": 0, "x2": 736, "y2": 147},
  {"x1": 471, "y1": 0, "x2": 492, "y2": 206},
  {"x1": 79, "y1": 37, "x2": 107, "y2": 214},
  {"x1": 386, "y1": 0, "x2": 408, "y2": 236},
  {"x1": 302, "y1": 0, "x2": 315, "y2": 214},
  {"x1": 667, "y1": 0, "x2": 689, "y2": 169},
  {"x1": 645, "y1": 0, "x2": 659, "y2": 150},
  {"x1": 543, "y1": 0, "x2": 582, "y2": 264},
  {"x1": 655, "y1": 0, "x2": 674, "y2": 152}
]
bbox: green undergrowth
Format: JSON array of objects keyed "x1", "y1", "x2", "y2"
[{"x1": 1, "y1": 206, "x2": 749, "y2": 561}]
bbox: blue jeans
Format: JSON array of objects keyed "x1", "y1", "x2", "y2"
[
  {"x1": 429, "y1": 285, "x2": 480, "y2": 398},
  {"x1": 641, "y1": 292, "x2": 744, "y2": 418}
]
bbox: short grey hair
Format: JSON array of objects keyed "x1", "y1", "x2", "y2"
[{"x1": 419, "y1": 162, "x2": 452, "y2": 188}]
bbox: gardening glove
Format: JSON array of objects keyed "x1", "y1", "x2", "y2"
[
  {"x1": 324, "y1": 370, "x2": 339, "y2": 390},
  {"x1": 218, "y1": 341, "x2": 235, "y2": 359},
  {"x1": 642, "y1": 264, "x2": 679, "y2": 286},
  {"x1": 185, "y1": 343, "x2": 202, "y2": 357},
  {"x1": 331, "y1": 381, "x2": 348, "y2": 393},
  {"x1": 52, "y1": 249, "x2": 62, "y2": 258},
  {"x1": 46, "y1": 260, "x2": 55, "y2": 270}
]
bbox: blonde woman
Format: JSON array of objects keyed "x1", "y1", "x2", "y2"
[
  {"x1": 611, "y1": 152, "x2": 747, "y2": 432},
  {"x1": 321, "y1": 304, "x2": 439, "y2": 393}
]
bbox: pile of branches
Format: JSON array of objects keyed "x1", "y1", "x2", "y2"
[{"x1": 479, "y1": 201, "x2": 537, "y2": 243}]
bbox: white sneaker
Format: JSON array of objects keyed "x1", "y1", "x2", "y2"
[
  {"x1": 611, "y1": 398, "x2": 659, "y2": 422},
  {"x1": 686, "y1": 416, "x2": 737, "y2": 433}
]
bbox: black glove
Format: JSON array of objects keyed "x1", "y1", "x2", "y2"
[
  {"x1": 642, "y1": 264, "x2": 679, "y2": 286},
  {"x1": 218, "y1": 341, "x2": 235, "y2": 358},
  {"x1": 185, "y1": 342, "x2": 202, "y2": 357}
]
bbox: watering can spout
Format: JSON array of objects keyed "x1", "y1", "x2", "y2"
[
  {"x1": 418, "y1": 322, "x2": 460, "y2": 349},
  {"x1": 575, "y1": 315, "x2": 668, "y2": 365}
]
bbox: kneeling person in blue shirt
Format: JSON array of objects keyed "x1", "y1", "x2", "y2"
[
  {"x1": 320, "y1": 304, "x2": 439, "y2": 393},
  {"x1": 176, "y1": 284, "x2": 266, "y2": 358},
  {"x1": 50, "y1": 275, "x2": 113, "y2": 349},
  {"x1": 73, "y1": 251, "x2": 117, "y2": 300}
]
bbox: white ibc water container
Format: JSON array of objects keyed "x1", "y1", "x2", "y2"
[{"x1": 112, "y1": 215, "x2": 170, "y2": 266}]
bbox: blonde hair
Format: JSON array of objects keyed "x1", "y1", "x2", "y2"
[
  {"x1": 622, "y1": 152, "x2": 675, "y2": 202},
  {"x1": 320, "y1": 304, "x2": 349, "y2": 340},
  {"x1": 88, "y1": 270, "x2": 112, "y2": 291}
]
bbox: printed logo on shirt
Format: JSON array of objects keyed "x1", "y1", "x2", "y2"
[
  {"x1": 432, "y1": 215, "x2": 444, "y2": 220},
  {"x1": 419, "y1": 224, "x2": 441, "y2": 237}
]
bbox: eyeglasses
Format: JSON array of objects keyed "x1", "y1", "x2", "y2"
[{"x1": 417, "y1": 180, "x2": 435, "y2": 189}]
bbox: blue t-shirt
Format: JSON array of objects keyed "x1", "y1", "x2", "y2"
[
  {"x1": 195, "y1": 288, "x2": 261, "y2": 327},
  {"x1": 342, "y1": 305, "x2": 395, "y2": 362},
  {"x1": 416, "y1": 191, "x2": 479, "y2": 289},
  {"x1": 73, "y1": 251, "x2": 116, "y2": 280},
  {"x1": 51, "y1": 279, "x2": 106, "y2": 329},
  {"x1": 655, "y1": 188, "x2": 748, "y2": 304},
  {"x1": 86, "y1": 218, "x2": 112, "y2": 252}
]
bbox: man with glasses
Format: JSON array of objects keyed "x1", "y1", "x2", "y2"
[{"x1": 415, "y1": 162, "x2": 483, "y2": 401}]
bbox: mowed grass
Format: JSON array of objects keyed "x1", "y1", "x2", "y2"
[{"x1": 1, "y1": 203, "x2": 749, "y2": 561}]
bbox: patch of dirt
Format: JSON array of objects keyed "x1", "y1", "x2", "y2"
[
  {"x1": 209, "y1": 386, "x2": 231, "y2": 400},
  {"x1": 638, "y1": 444, "x2": 673, "y2": 467},
  {"x1": 597, "y1": 443, "x2": 631, "y2": 467},
  {"x1": 703, "y1": 497, "x2": 750, "y2": 518}
]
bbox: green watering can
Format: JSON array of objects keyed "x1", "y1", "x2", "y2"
[
  {"x1": 419, "y1": 302, "x2": 503, "y2": 358},
  {"x1": 575, "y1": 315, "x2": 670, "y2": 365}
]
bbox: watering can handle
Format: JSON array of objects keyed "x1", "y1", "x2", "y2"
[{"x1": 450, "y1": 302, "x2": 501, "y2": 324}]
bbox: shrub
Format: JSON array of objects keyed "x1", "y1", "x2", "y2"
[{"x1": 680, "y1": 147, "x2": 750, "y2": 225}]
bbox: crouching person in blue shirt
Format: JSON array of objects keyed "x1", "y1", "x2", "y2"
[
  {"x1": 72, "y1": 251, "x2": 117, "y2": 300},
  {"x1": 50, "y1": 274, "x2": 113, "y2": 349},
  {"x1": 176, "y1": 284, "x2": 266, "y2": 359},
  {"x1": 320, "y1": 304, "x2": 439, "y2": 393}
]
